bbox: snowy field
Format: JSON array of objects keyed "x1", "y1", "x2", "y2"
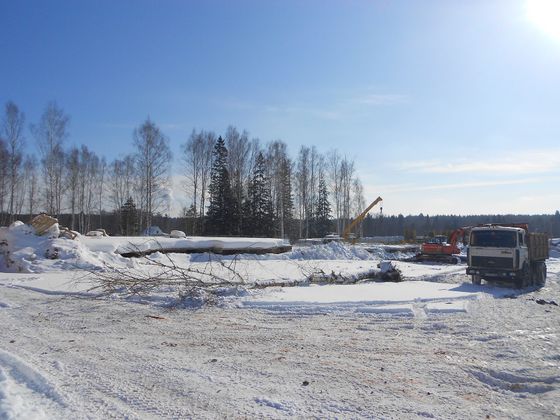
[{"x1": 1, "y1": 226, "x2": 560, "y2": 418}]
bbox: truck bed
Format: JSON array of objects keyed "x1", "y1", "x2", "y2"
[{"x1": 528, "y1": 233, "x2": 549, "y2": 261}]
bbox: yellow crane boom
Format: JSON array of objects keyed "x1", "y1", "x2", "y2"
[{"x1": 342, "y1": 196, "x2": 383, "y2": 241}]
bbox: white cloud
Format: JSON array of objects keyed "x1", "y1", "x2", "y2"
[
  {"x1": 399, "y1": 149, "x2": 560, "y2": 175},
  {"x1": 374, "y1": 177, "x2": 545, "y2": 194},
  {"x1": 218, "y1": 90, "x2": 409, "y2": 121}
]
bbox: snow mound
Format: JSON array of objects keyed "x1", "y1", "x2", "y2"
[
  {"x1": 362, "y1": 244, "x2": 418, "y2": 260},
  {"x1": 222, "y1": 242, "x2": 376, "y2": 262},
  {"x1": 82, "y1": 235, "x2": 289, "y2": 255},
  {"x1": 289, "y1": 241, "x2": 374, "y2": 261},
  {"x1": 0, "y1": 222, "x2": 125, "y2": 273}
]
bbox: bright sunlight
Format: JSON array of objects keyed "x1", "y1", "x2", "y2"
[{"x1": 527, "y1": 0, "x2": 560, "y2": 41}]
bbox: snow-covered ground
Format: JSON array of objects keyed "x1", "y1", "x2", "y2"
[{"x1": 1, "y1": 225, "x2": 560, "y2": 418}]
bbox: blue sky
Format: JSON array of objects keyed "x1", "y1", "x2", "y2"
[{"x1": 1, "y1": 0, "x2": 559, "y2": 215}]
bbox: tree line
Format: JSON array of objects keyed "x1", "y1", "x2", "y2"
[
  {"x1": 0, "y1": 100, "x2": 367, "y2": 238},
  {"x1": 181, "y1": 128, "x2": 351, "y2": 238},
  {"x1": 2, "y1": 100, "x2": 559, "y2": 239},
  {"x1": 361, "y1": 212, "x2": 560, "y2": 238}
]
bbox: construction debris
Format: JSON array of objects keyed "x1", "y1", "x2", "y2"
[
  {"x1": 85, "y1": 229, "x2": 108, "y2": 237},
  {"x1": 30, "y1": 214, "x2": 59, "y2": 236},
  {"x1": 378, "y1": 260, "x2": 403, "y2": 282},
  {"x1": 60, "y1": 227, "x2": 79, "y2": 240}
]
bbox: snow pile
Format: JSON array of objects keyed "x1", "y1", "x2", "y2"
[
  {"x1": 181, "y1": 242, "x2": 375, "y2": 262},
  {"x1": 289, "y1": 241, "x2": 374, "y2": 261},
  {"x1": 361, "y1": 243, "x2": 417, "y2": 260},
  {"x1": 1, "y1": 222, "x2": 53, "y2": 272},
  {"x1": 82, "y1": 236, "x2": 289, "y2": 255},
  {"x1": 379, "y1": 260, "x2": 396, "y2": 273},
  {"x1": 0, "y1": 222, "x2": 124, "y2": 273},
  {"x1": 169, "y1": 230, "x2": 186, "y2": 238}
]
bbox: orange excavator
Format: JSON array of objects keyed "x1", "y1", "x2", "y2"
[{"x1": 414, "y1": 227, "x2": 468, "y2": 264}]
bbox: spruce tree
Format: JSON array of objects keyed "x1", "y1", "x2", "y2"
[
  {"x1": 313, "y1": 175, "x2": 332, "y2": 237},
  {"x1": 206, "y1": 137, "x2": 236, "y2": 235},
  {"x1": 243, "y1": 152, "x2": 274, "y2": 237},
  {"x1": 279, "y1": 157, "x2": 294, "y2": 238},
  {"x1": 120, "y1": 197, "x2": 138, "y2": 236}
]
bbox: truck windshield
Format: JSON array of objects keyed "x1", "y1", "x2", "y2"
[{"x1": 470, "y1": 231, "x2": 517, "y2": 248}]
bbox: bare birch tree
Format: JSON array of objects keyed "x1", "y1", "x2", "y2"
[
  {"x1": 66, "y1": 147, "x2": 80, "y2": 229},
  {"x1": 295, "y1": 146, "x2": 311, "y2": 238},
  {"x1": 77, "y1": 146, "x2": 101, "y2": 233},
  {"x1": 133, "y1": 118, "x2": 172, "y2": 230},
  {"x1": 97, "y1": 157, "x2": 107, "y2": 227},
  {"x1": 108, "y1": 154, "x2": 136, "y2": 217},
  {"x1": 23, "y1": 155, "x2": 38, "y2": 218},
  {"x1": 225, "y1": 126, "x2": 252, "y2": 234},
  {"x1": 182, "y1": 130, "x2": 215, "y2": 233},
  {"x1": 198, "y1": 131, "x2": 216, "y2": 221},
  {"x1": 340, "y1": 157, "x2": 355, "y2": 230},
  {"x1": 327, "y1": 150, "x2": 342, "y2": 233},
  {"x1": 2, "y1": 101, "x2": 25, "y2": 221},
  {"x1": 294, "y1": 146, "x2": 325, "y2": 238},
  {"x1": 31, "y1": 102, "x2": 69, "y2": 216},
  {"x1": 266, "y1": 140, "x2": 293, "y2": 238},
  {"x1": 352, "y1": 177, "x2": 366, "y2": 237},
  {"x1": 0, "y1": 139, "x2": 8, "y2": 223}
]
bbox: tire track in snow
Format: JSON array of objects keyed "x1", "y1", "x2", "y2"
[
  {"x1": 0, "y1": 349, "x2": 66, "y2": 419},
  {"x1": 465, "y1": 366, "x2": 560, "y2": 394}
]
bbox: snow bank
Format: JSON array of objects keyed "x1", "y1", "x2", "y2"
[
  {"x1": 2, "y1": 222, "x2": 410, "y2": 276},
  {"x1": 199, "y1": 242, "x2": 387, "y2": 262},
  {"x1": 359, "y1": 243, "x2": 418, "y2": 261},
  {"x1": 289, "y1": 241, "x2": 373, "y2": 260},
  {"x1": 0, "y1": 222, "x2": 125, "y2": 273},
  {"x1": 82, "y1": 235, "x2": 290, "y2": 255}
]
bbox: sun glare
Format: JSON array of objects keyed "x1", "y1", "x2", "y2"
[{"x1": 526, "y1": 0, "x2": 560, "y2": 41}]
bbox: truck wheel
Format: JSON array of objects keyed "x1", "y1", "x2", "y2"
[
  {"x1": 529, "y1": 264, "x2": 537, "y2": 287},
  {"x1": 518, "y1": 263, "x2": 530, "y2": 288},
  {"x1": 471, "y1": 274, "x2": 481, "y2": 285}
]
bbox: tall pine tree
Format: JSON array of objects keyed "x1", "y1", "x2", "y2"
[
  {"x1": 313, "y1": 175, "x2": 332, "y2": 237},
  {"x1": 120, "y1": 197, "x2": 138, "y2": 236},
  {"x1": 242, "y1": 152, "x2": 274, "y2": 237},
  {"x1": 206, "y1": 137, "x2": 237, "y2": 235},
  {"x1": 277, "y1": 156, "x2": 294, "y2": 238}
]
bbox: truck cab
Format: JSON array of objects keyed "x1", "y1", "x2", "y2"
[{"x1": 466, "y1": 224, "x2": 548, "y2": 288}]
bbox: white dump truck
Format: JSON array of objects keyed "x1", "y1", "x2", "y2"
[{"x1": 466, "y1": 224, "x2": 549, "y2": 288}]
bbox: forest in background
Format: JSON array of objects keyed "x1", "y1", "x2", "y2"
[
  {"x1": 3, "y1": 211, "x2": 560, "y2": 242},
  {"x1": 2, "y1": 100, "x2": 559, "y2": 240},
  {"x1": 0, "y1": 100, "x2": 365, "y2": 238}
]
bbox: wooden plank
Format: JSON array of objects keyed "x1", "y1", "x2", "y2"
[{"x1": 29, "y1": 214, "x2": 58, "y2": 236}]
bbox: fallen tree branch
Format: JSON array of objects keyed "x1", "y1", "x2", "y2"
[{"x1": 85, "y1": 241, "x2": 383, "y2": 305}]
